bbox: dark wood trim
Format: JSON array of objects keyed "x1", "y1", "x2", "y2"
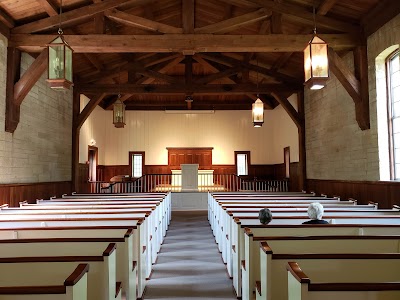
[
  {"x1": 132, "y1": 260, "x2": 137, "y2": 271},
  {"x1": 166, "y1": 147, "x2": 214, "y2": 150},
  {"x1": 72, "y1": 90, "x2": 81, "y2": 192},
  {"x1": 284, "y1": 147, "x2": 290, "y2": 179},
  {"x1": 64, "y1": 263, "x2": 90, "y2": 286},
  {"x1": 124, "y1": 228, "x2": 134, "y2": 237},
  {"x1": 0, "y1": 237, "x2": 125, "y2": 244},
  {"x1": 5, "y1": 46, "x2": 20, "y2": 133},
  {"x1": 0, "y1": 225, "x2": 138, "y2": 231},
  {"x1": 0, "y1": 256, "x2": 103, "y2": 263},
  {"x1": 0, "y1": 286, "x2": 66, "y2": 294},
  {"x1": 0, "y1": 217, "x2": 144, "y2": 223},
  {"x1": 0, "y1": 181, "x2": 72, "y2": 207},
  {"x1": 275, "y1": 253, "x2": 400, "y2": 259},
  {"x1": 242, "y1": 224, "x2": 400, "y2": 228},
  {"x1": 260, "y1": 241, "x2": 273, "y2": 254},
  {"x1": 244, "y1": 227, "x2": 253, "y2": 236},
  {"x1": 307, "y1": 178, "x2": 400, "y2": 208},
  {"x1": 255, "y1": 281, "x2": 261, "y2": 295},
  {"x1": 297, "y1": 91, "x2": 306, "y2": 191},
  {"x1": 309, "y1": 282, "x2": 400, "y2": 291},
  {"x1": 254, "y1": 235, "x2": 400, "y2": 241},
  {"x1": 116, "y1": 281, "x2": 122, "y2": 298},
  {"x1": 241, "y1": 259, "x2": 246, "y2": 271},
  {"x1": 286, "y1": 262, "x2": 310, "y2": 283},
  {"x1": 88, "y1": 145, "x2": 99, "y2": 182}
]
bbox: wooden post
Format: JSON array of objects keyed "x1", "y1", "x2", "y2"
[
  {"x1": 72, "y1": 90, "x2": 80, "y2": 192},
  {"x1": 297, "y1": 91, "x2": 307, "y2": 191}
]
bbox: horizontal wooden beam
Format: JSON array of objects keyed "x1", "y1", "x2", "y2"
[
  {"x1": 9, "y1": 33, "x2": 360, "y2": 53},
  {"x1": 361, "y1": 0, "x2": 400, "y2": 36},
  {"x1": 11, "y1": 0, "x2": 147, "y2": 33},
  {"x1": 317, "y1": 0, "x2": 337, "y2": 16},
  {"x1": 37, "y1": 0, "x2": 58, "y2": 17},
  {"x1": 76, "y1": 83, "x2": 300, "y2": 95},
  {"x1": 194, "y1": 8, "x2": 271, "y2": 34},
  {"x1": 105, "y1": 9, "x2": 183, "y2": 33},
  {"x1": 0, "y1": 7, "x2": 15, "y2": 27}
]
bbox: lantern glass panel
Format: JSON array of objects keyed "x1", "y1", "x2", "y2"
[
  {"x1": 49, "y1": 39, "x2": 65, "y2": 80},
  {"x1": 65, "y1": 46, "x2": 73, "y2": 82},
  {"x1": 304, "y1": 44, "x2": 311, "y2": 82},
  {"x1": 310, "y1": 36, "x2": 328, "y2": 78},
  {"x1": 113, "y1": 99, "x2": 126, "y2": 127},
  {"x1": 252, "y1": 99, "x2": 264, "y2": 125}
]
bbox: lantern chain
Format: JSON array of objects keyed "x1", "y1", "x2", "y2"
[{"x1": 58, "y1": 0, "x2": 63, "y2": 35}]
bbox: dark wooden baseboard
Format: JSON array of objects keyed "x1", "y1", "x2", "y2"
[
  {"x1": 307, "y1": 179, "x2": 400, "y2": 208},
  {"x1": 0, "y1": 181, "x2": 72, "y2": 207}
]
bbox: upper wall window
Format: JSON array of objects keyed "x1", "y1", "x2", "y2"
[
  {"x1": 387, "y1": 51, "x2": 400, "y2": 179},
  {"x1": 129, "y1": 152, "x2": 145, "y2": 178},
  {"x1": 235, "y1": 151, "x2": 250, "y2": 176}
]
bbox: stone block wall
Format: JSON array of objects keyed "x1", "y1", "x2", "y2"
[
  {"x1": 305, "y1": 13, "x2": 400, "y2": 181},
  {"x1": 0, "y1": 34, "x2": 73, "y2": 183}
]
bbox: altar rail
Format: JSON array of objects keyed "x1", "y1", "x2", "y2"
[{"x1": 88, "y1": 174, "x2": 289, "y2": 193}]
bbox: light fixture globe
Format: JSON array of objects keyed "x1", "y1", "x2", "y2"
[
  {"x1": 252, "y1": 97, "x2": 264, "y2": 127},
  {"x1": 304, "y1": 35, "x2": 329, "y2": 90},
  {"x1": 47, "y1": 34, "x2": 73, "y2": 90}
]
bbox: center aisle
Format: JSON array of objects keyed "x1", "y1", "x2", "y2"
[{"x1": 143, "y1": 211, "x2": 236, "y2": 300}]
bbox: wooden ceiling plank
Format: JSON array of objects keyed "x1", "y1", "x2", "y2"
[
  {"x1": 247, "y1": 0, "x2": 360, "y2": 33},
  {"x1": 245, "y1": 93, "x2": 274, "y2": 110},
  {"x1": 14, "y1": 48, "x2": 48, "y2": 107},
  {"x1": 193, "y1": 55, "x2": 237, "y2": 84},
  {"x1": 104, "y1": 94, "x2": 132, "y2": 110},
  {"x1": 361, "y1": 0, "x2": 400, "y2": 36},
  {"x1": 76, "y1": 83, "x2": 300, "y2": 94},
  {"x1": 94, "y1": 12, "x2": 106, "y2": 34},
  {"x1": 37, "y1": 0, "x2": 58, "y2": 17},
  {"x1": 185, "y1": 56, "x2": 193, "y2": 88},
  {"x1": 140, "y1": 55, "x2": 185, "y2": 84},
  {"x1": 182, "y1": 0, "x2": 195, "y2": 34},
  {"x1": 105, "y1": 8, "x2": 183, "y2": 34},
  {"x1": 271, "y1": 52, "x2": 293, "y2": 71},
  {"x1": 196, "y1": 66, "x2": 242, "y2": 85},
  {"x1": 11, "y1": 33, "x2": 359, "y2": 53},
  {"x1": 138, "y1": 68, "x2": 181, "y2": 84},
  {"x1": 215, "y1": 0, "x2": 260, "y2": 8},
  {"x1": 317, "y1": 0, "x2": 338, "y2": 16},
  {"x1": 0, "y1": 7, "x2": 15, "y2": 27},
  {"x1": 270, "y1": 92, "x2": 301, "y2": 128},
  {"x1": 84, "y1": 53, "x2": 103, "y2": 71},
  {"x1": 199, "y1": 53, "x2": 301, "y2": 86},
  {"x1": 12, "y1": 0, "x2": 147, "y2": 34},
  {"x1": 75, "y1": 94, "x2": 107, "y2": 130},
  {"x1": 195, "y1": 8, "x2": 271, "y2": 34}
]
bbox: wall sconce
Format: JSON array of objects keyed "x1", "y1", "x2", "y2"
[{"x1": 252, "y1": 96, "x2": 264, "y2": 127}]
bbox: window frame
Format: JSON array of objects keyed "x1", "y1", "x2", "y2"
[
  {"x1": 386, "y1": 50, "x2": 400, "y2": 180},
  {"x1": 234, "y1": 151, "x2": 250, "y2": 176},
  {"x1": 129, "y1": 151, "x2": 145, "y2": 178}
]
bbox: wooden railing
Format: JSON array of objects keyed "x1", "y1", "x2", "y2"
[{"x1": 88, "y1": 175, "x2": 289, "y2": 193}]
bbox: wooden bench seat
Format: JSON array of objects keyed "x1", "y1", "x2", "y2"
[
  {"x1": 0, "y1": 243, "x2": 117, "y2": 300},
  {"x1": 250, "y1": 237, "x2": 400, "y2": 300},
  {"x1": 0, "y1": 263, "x2": 89, "y2": 300},
  {"x1": 286, "y1": 260, "x2": 400, "y2": 300}
]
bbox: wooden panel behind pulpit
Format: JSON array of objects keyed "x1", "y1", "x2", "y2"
[{"x1": 167, "y1": 147, "x2": 213, "y2": 170}]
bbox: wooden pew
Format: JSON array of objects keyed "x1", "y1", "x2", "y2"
[
  {"x1": 0, "y1": 244, "x2": 118, "y2": 300},
  {"x1": 286, "y1": 260, "x2": 400, "y2": 300},
  {"x1": 0, "y1": 232, "x2": 136, "y2": 300},
  {"x1": 254, "y1": 237, "x2": 400, "y2": 300},
  {"x1": 0, "y1": 263, "x2": 89, "y2": 300}
]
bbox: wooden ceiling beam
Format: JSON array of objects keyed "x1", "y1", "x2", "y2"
[
  {"x1": 182, "y1": 0, "x2": 195, "y2": 34},
  {"x1": 199, "y1": 53, "x2": 301, "y2": 86},
  {"x1": 37, "y1": 0, "x2": 58, "y2": 17},
  {"x1": 140, "y1": 55, "x2": 185, "y2": 84},
  {"x1": 215, "y1": 0, "x2": 260, "y2": 8},
  {"x1": 361, "y1": 0, "x2": 400, "y2": 36},
  {"x1": 317, "y1": 0, "x2": 338, "y2": 16},
  {"x1": 10, "y1": 33, "x2": 359, "y2": 53},
  {"x1": 195, "y1": 8, "x2": 271, "y2": 34},
  {"x1": 270, "y1": 92, "x2": 301, "y2": 128},
  {"x1": 103, "y1": 94, "x2": 132, "y2": 110},
  {"x1": 76, "y1": 83, "x2": 300, "y2": 94},
  {"x1": 11, "y1": 0, "x2": 146, "y2": 33},
  {"x1": 328, "y1": 47, "x2": 369, "y2": 130},
  {"x1": 193, "y1": 55, "x2": 237, "y2": 84},
  {"x1": 248, "y1": 0, "x2": 360, "y2": 33},
  {"x1": 105, "y1": 9, "x2": 183, "y2": 33},
  {"x1": 94, "y1": 12, "x2": 106, "y2": 33},
  {"x1": 245, "y1": 93, "x2": 275, "y2": 110},
  {"x1": 195, "y1": 66, "x2": 242, "y2": 85},
  {"x1": 5, "y1": 47, "x2": 21, "y2": 133},
  {"x1": 0, "y1": 7, "x2": 15, "y2": 27},
  {"x1": 75, "y1": 94, "x2": 107, "y2": 130}
]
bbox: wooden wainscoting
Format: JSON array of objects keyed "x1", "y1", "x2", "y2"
[
  {"x1": 0, "y1": 181, "x2": 72, "y2": 207},
  {"x1": 307, "y1": 179, "x2": 400, "y2": 208},
  {"x1": 273, "y1": 162, "x2": 300, "y2": 192},
  {"x1": 77, "y1": 163, "x2": 89, "y2": 193}
]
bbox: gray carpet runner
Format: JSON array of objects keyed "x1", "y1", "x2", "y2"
[{"x1": 143, "y1": 211, "x2": 236, "y2": 300}]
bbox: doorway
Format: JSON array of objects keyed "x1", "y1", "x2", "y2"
[{"x1": 88, "y1": 146, "x2": 98, "y2": 182}]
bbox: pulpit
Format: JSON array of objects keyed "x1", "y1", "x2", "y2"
[
  {"x1": 181, "y1": 164, "x2": 198, "y2": 191},
  {"x1": 171, "y1": 165, "x2": 214, "y2": 191}
]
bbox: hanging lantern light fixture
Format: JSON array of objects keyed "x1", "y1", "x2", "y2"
[
  {"x1": 113, "y1": 94, "x2": 126, "y2": 128},
  {"x1": 46, "y1": 0, "x2": 73, "y2": 90},
  {"x1": 303, "y1": 6, "x2": 329, "y2": 90},
  {"x1": 252, "y1": 95, "x2": 264, "y2": 127}
]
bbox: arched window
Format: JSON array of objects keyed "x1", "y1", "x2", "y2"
[{"x1": 387, "y1": 51, "x2": 400, "y2": 179}]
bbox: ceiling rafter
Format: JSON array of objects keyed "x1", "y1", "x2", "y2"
[
  {"x1": 0, "y1": 7, "x2": 15, "y2": 27},
  {"x1": 195, "y1": 66, "x2": 242, "y2": 85},
  {"x1": 140, "y1": 55, "x2": 185, "y2": 84},
  {"x1": 194, "y1": 8, "x2": 271, "y2": 34},
  {"x1": 10, "y1": 33, "x2": 360, "y2": 53},
  {"x1": 247, "y1": 0, "x2": 361, "y2": 33},
  {"x1": 317, "y1": 0, "x2": 338, "y2": 16},
  {"x1": 11, "y1": 0, "x2": 150, "y2": 33},
  {"x1": 215, "y1": 0, "x2": 260, "y2": 9},
  {"x1": 37, "y1": 0, "x2": 58, "y2": 17},
  {"x1": 182, "y1": 0, "x2": 195, "y2": 34},
  {"x1": 76, "y1": 83, "x2": 300, "y2": 95},
  {"x1": 105, "y1": 9, "x2": 183, "y2": 33}
]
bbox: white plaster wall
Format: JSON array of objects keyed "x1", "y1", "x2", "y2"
[
  {"x1": 305, "y1": 13, "x2": 400, "y2": 181},
  {"x1": 79, "y1": 97, "x2": 299, "y2": 165},
  {"x1": 0, "y1": 35, "x2": 73, "y2": 183}
]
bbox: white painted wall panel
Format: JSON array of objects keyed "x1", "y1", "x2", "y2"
[{"x1": 79, "y1": 100, "x2": 300, "y2": 165}]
